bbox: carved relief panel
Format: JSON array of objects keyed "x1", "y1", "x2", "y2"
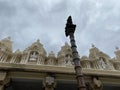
[{"x1": 29, "y1": 51, "x2": 38, "y2": 62}]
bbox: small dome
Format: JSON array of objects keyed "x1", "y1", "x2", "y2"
[
  {"x1": 14, "y1": 49, "x2": 21, "y2": 54},
  {"x1": 48, "y1": 51, "x2": 55, "y2": 58},
  {"x1": 81, "y1": 56, "x2": 88, "y2": 60},
  {"x1": 57, "y1": 42, "x2": 72, "y2": 57}
]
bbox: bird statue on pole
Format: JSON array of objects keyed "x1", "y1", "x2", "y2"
[
  {"x1": 65, "y1": 16, "x2": 76, "y2": 37},
  {"x1": 65, "y1": 16, "x2": 87, "y2": 90}
]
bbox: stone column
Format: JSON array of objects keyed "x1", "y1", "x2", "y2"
[
  {"x1": 0, "y1": 72, "x2": 10, "y2": 90},
  {"x1": 43, "y1": 76, "x2": 56, "y2": 90},
  {"x1": 90, "y1": 77, "x2": 103, "y2": 90}
]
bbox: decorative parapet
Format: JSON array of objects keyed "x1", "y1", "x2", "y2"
[{"x1": 0, "y1": 37, "x2": 120, "y2": 72}]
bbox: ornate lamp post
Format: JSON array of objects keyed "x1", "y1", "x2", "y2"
[{"x1": 65, "y1": 16, "x2": 86, "y2": 90}]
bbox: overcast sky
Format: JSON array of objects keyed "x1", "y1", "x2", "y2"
[{"x1": 0, "y1": 0, "x2": 120, "y2": 57}]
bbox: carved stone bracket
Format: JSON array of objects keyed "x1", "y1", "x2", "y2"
[
  {"x1": 43, "y1": 76, "x2": 56, "y2": 90},
  {"x1": 0, "y1": 72, "x2": 10, "y2": 90},
  {"x1": 90, "y1": 77, "x2": 103, "y2": 90}
]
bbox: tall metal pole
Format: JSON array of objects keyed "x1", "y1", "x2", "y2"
[{"x1": 65, "y1": 16, "x2": 86, "y2": 90}]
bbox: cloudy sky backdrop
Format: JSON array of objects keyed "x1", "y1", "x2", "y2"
[{"x1": 0, "y1": 0, "x2": 120, "y2": 57}]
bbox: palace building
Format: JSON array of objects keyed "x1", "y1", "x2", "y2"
[{"x1": 0, "y1": 37, "x2": 120, "y2": 90}]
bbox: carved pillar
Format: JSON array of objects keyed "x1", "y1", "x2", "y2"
[
  {"x1": 0, "y1": 72, "x2": 10, "y2": 90},
  {"x1": 43, "y1": 76, "x2": 56, "y2": 90},
  {"x1": 0, "y1": 53, "x2": 6, "y2": 62},
  {"x1": 90, "y1": 77, "x2": 103, "y2": 90},
  {"x1": 10, "y1": 55, "x2": 17, "y2": 63}
]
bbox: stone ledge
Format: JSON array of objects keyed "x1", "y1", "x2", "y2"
[
  {"x1": 0, "y1": 63, "x2": 74, "y2": 74},
  {"x1": 0, "y1": 63, "x2": 120, "y2": 77},
  {"x1": 83, "y1": 69, "x2": 120, "y2": 77}
]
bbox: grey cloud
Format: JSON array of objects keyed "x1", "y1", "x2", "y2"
[
  {"x1": 0, "y1": 1, "x2": 16, "y2": 17},
  {"x1": 0, "y1": 0, "x2": 120, "y2": 57}
]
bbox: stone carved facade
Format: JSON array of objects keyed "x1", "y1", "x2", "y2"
[
  {"x1": 1, "y1": 37, "x2": 120, "y2": 90},
  {"x1": 0, "y1": 37, "x2": 120, "y2": 70},
  {"x1": 80, "y1": 45, "x2": 115, "y2": 70}
]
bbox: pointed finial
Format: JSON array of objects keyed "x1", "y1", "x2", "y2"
[
  {"x1": 37, "y1": 39, "x2": 40, "y2": 42},
  {"x1": 92, "y1": 44, "x2": 95, "y2": 48},
  {"x1": 65, "y1": 42, "x2": 69, "y2": 46},
  {"x1": 116, "y1": 46, "x2": 119, "y2": 50},
  {"x1": 50, "y1": 51, "x2": 54, "y2": 54},
  {"x1": 7, "y1": 36, "x2": 11, "y2": 40},
  {"x1": 67, "y1": 16, "x2": 73, "y2": 25}
]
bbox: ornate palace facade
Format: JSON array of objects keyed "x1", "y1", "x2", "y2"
[{"x1": 0, "y1": 37, "x2": 120, "y2": 90}]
